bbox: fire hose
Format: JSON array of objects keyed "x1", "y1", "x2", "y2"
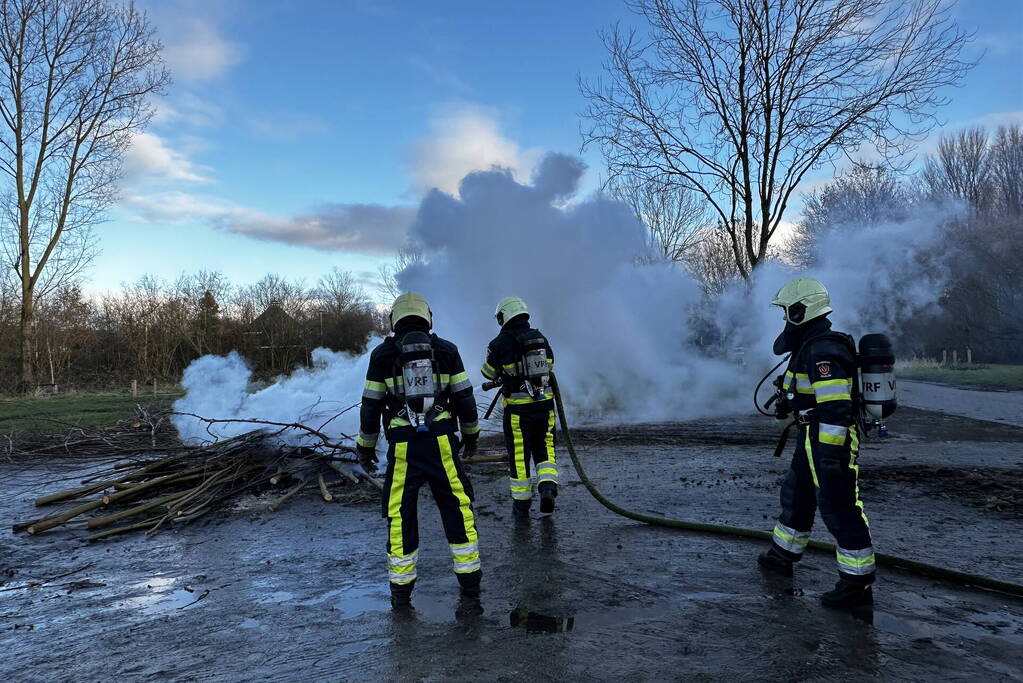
[{"x1": 547, "y1": 374, "x2": 1023, "y2": 600}]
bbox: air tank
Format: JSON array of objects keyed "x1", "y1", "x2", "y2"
[{"x1": 858, "y1": 334, "x2": 897, "y2": 419}]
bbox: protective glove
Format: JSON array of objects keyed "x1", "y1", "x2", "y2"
[
  {"x1": 461, "y1": 432, "x2": 479, "y2": 460},
  {"x1": 773, "y1": 396, "x2": 791, "y2": 421},
  {"x1": 356, "y1": 444, "x2": 378, "y2": 475}
]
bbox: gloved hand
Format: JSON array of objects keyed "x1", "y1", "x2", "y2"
[
  {"x1": 461, "y1": 432, "x2": 479, "y2": 460},
  {"x1": 773, "y1": 396, "x2": 791, "y2": 421},
  {"x1": 356, "y1": 444, "x2": 378, "y2": 475}
]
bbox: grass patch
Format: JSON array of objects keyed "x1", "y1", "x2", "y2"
[
  {"x1": 899, "y1": 361, "x2": 1023, "y2": 391},
  {"x1": 0, "y1": 390, "x2": 183, "y2": 435}
]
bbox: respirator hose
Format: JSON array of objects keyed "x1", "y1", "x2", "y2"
[
  {"x1": 754, "y1": 356, "x2": 789, "y2": 417},
  {"x1": 550, "y1": 373, "x2": 1023, "y2": 599}
]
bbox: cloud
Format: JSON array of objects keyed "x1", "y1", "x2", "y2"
[
  {"x1": 123, "y1": 132, "x2": 209, "y2": 183},
  {"x1": 120, "y1": 191, "x2": 414, "y2": 255},
  {"x1": 409, "y1": 105, "x2": 543, "y2": 196},
  {"x1": 217, "y1": 203, "x2": 415, "y2": 254},
  {"x1": 153, "y1": 92, "x2": 223, "y2": 128},
  {"x1": 161, "y1": 18, "x2": 242, "y2": 83}
]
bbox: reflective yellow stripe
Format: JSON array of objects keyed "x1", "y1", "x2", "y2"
[
  {"x1": 504, "y1": 394, "x2": 553, "y2": 405},
  {"x1": 388, "y1": 442, "x2": 408, "y2": 555},
  {"x1": 482, "y1": 362, "x2": 498, "y2": 379},
  {"x1": 364, "y1": 380, "x2": 386, "y2": 392},
  {"x1": 545, "y1": 410, "x2": 556, "y2": 463},
  {"x1": 813, "y1": 378, "x2": 852, "y2": 403},
  {"x1": 437, "y1": 435, "x2": 478, "y2": 546},
  {"x1": 450, "y1": 371, "x2": 468, "y2": 384},
  {"x1": 804, "y1": 429, "x2": 819, "y2": 488},
  {"x1": 849, "y1": 425, "x2": 868, "y2": 526},
  {"x1": 819, "y1": 431, "x2": 846, "y2": 446},
  {"x1": 511, "y1": 413, "x2": 527, "y2": 481},
  {"x1": 388, "y1": 411, "x2": 452, "y2": 429},
  {"x1": 356, "y1": 434, "x2": 377, "y2": 448}
]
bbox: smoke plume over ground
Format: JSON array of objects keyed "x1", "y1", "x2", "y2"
[{"x1": 173, "y1": 153, "x2": 952, "y2": 446}]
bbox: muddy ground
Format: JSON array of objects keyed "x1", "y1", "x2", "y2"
[{"x1": 1, "y1": 405, "x2": 1022, "y2": 682}]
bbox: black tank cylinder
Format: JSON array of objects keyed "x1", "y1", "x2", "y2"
[{"x1": 858, "y1": 334, "x2": 897, "y2": 418}]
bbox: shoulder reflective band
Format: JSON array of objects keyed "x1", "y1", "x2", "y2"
[{"x1": 812, "y1": 378, "x2": 852, "y2": 402}]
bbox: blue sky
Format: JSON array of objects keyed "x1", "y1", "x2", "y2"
[{"x1": 97, "y1": 0, "x2": 1023, "y2": 296}]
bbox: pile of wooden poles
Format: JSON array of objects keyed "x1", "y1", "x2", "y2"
[{"x1": 12, "y1": 431, "x2": 378, "y2": 542}]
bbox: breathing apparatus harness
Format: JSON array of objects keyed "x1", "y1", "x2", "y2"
[
  {"x1": 392, "y1": 331, "x2": 445, "y2": 432},
  {"x1": 755, "y1": 331, "x2": 898, "y2": 456},
  {"x1": 480, "y1": 327, "x2": 552, "y2": 419}
]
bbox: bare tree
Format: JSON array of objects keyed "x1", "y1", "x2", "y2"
[
  {"x1": 582, "y1": 0, "x2": 974, "y2": 279},
  {"x1": 985, "y1": 125, "x2": 1022, "y2": 217},
  {"x1": 377, "y1": 243, "x2": 424, "y2": 302},
  {"x1": 789, "y1": 162, "x2": 909, "y2": 266},
  {"x1": 0, "y1": 0, "x2": 167, "y2": 389},
  {"x1": 315, "y1": 267, "x2": 366, "y2": 315},
  {"x1": 921, "y1": 127, "x2": 991, "y2": 208},
  {"x1": 608, "y1": 172, "x2": 708, "y2": 262}
]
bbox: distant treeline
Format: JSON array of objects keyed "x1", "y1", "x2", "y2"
[
  {"x1": 0, "y1": 268, "x2": 384, "y2": 393},
  {"x1": 787, "y1": 125, "x2": 1022, "y2": 364}
]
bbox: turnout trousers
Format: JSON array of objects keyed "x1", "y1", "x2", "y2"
[
  {"x1": 771, "y1": 424, "x2": 876, "y2": 584},
  {"x1": 380, "y1": 430, "x2": 481, "y2": 591},
  {"x1": 503, "y1": 405, "x2": 558, "y2": 502}
]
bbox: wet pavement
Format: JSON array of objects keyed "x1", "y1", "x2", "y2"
[
  {"x1": 900, "y1": 380, "x2": 1023, "y2": 428},
  {"x1": 1, "y1": 408, "x2": 1021, "y2": 681}
]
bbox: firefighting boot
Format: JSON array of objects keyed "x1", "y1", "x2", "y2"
[
  {"x1": 539, "y1": 484, "x2": 557, "y2": 514},
  {"x1": 821, "y1": 579, "x2": 873, "y2": 608},
  {"x1": 390, "y1": 580, "x2": 415, "y2": 612},
  {"x1": 512, "y1": 499, "x2": 531, "y2": 520},
  {"x1": 455, "y1": 571, "x2": 483, "y2": 618},
  {"x1": 757, "y1": 546, "x2": 794, "y2": 577}
]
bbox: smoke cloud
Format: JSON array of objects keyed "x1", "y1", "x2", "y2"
[{"x1": 172, "y1": 153, "x2": 953, "y2": 446}]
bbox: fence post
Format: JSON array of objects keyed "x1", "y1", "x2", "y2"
[
  {"x1": 966, "y1": 347, "x2": 972, "y2": 364},
  {"x1": 952, "y1": 349, "x2": 959, "y2": 365},
  {"x1": 131, "y1": 379, "x2": 138, "y2": 398},
  {"x1": 941, "y1": 349, "x2": 947, "y2": 365},
  {"x1": 153, "y1": 379, "x2": 157, "y2": 396}
]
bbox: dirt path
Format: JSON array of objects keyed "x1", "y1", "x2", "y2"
[
  {"x1": 900, "y1": 380, "x2": 1023, "y2": 428},
  {"x1": 1, "y1": 411, "x2": 1021, "y2": 681}
]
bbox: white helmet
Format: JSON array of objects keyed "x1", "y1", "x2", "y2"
[
  {"x1": 495, "y1": 296, "x2": 529, "y2": 326},
  {"x1": 772, "y1": 277, "x2": 832, "y2": 325}
]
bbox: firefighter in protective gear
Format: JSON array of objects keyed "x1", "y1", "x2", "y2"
[
  {"x1": 357, "y1": 292, "x2": 482, "y2": 611},
  {"x1": 758, "y1": 278, "x2": 876, "y2": 609},
  {"x1": 482, "y1": 296, "x2": 558, "y2": 518}
]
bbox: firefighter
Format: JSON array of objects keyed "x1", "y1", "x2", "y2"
[
  {"x1": 758, "y1": 277, "x2": 876, "y2": 608},
  {"x1": 356, "y1": 292, "x2": 482, "y2": 613},
  {"x1": 482, "y1": 296, "x2": 558, "y2": 519}
]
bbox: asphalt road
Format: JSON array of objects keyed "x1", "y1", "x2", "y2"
[{"x1": 899, "y1": 380, "x2": 1023, "y2": 428}]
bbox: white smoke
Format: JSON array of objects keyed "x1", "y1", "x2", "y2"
[
  {"x1": 173, "y1": 346, "x2": 374, "y2": 446},
  {"x1": 172, "y1": 153, "x2": 955, "y2": 444}
]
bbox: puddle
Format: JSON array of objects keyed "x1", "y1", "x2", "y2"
[
  {"x1": 114, "y1": 576, "x2": 207, "y2": 613},
  {"x1": 258, "y1": 591, "x2": 296, "y2": 604},
  {"x1": 510, "y1": 608, "x2": 575, "y2": 633},
  {"x1": 509, "y1": 603, "x2": 674, "y2": 634}
]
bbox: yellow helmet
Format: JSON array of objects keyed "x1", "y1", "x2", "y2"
[
  {"x1": 495, "y1": 296, "x2": 529, "y2": 326},
  {"x1": 390, "y1": 292, "x2": 432, "y2": 330},
  {"x1": 772, "y1": 277, "x2": 832, "y2": 325}
]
